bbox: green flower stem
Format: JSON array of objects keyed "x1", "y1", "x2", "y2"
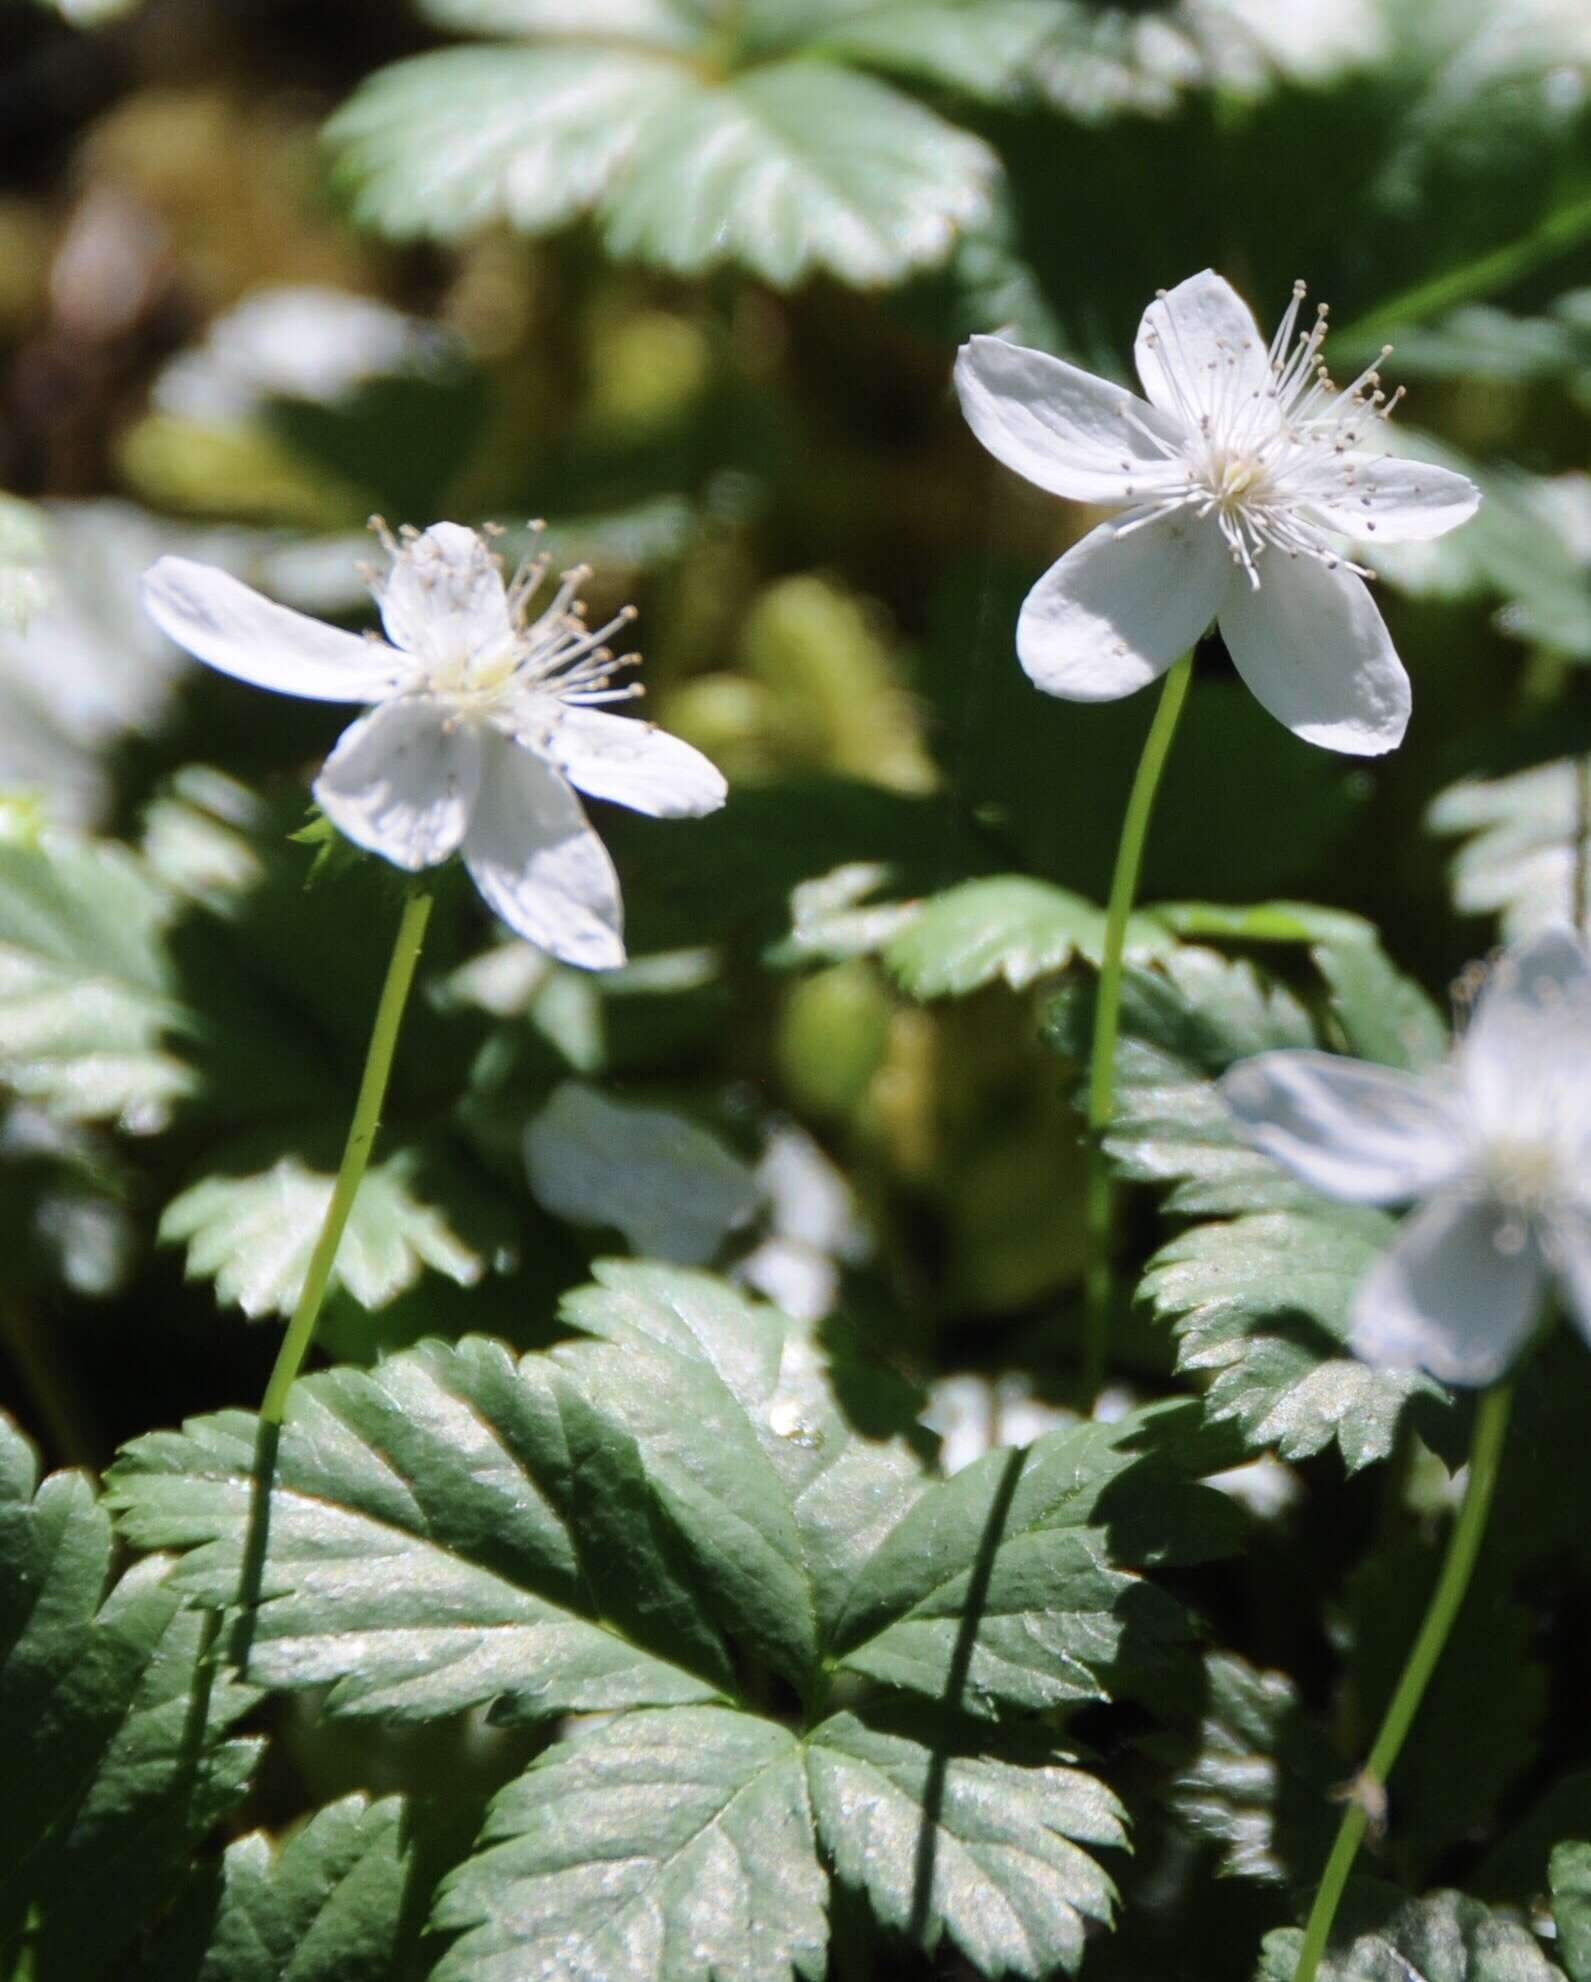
[
  {"x1": 1335, "y1": 190, "x2": 1591, "y2": 349},
  {"x1": 1082, "y1": 650, "x2": 1194, "y2": 1404},
  {"x1": 1291, "y1": 1378, "x2": 1515, "y2": 1982},
  {"x1": 258, "y1": 884, "x2": 434, "y2": 1426}
]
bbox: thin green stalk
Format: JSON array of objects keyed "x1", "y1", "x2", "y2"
[
  {"x1": 1082, "y1": 651, "x2": 1194, "y2": 1404},
  {"x1": 259, "y1": 885, "x2": 433, "y2": 1425},
  {"x1": 1334, "y1": 190, "x2": 1591, "y2": 350},
  {"x1": 1291, "y1": 1379, "x2": 1515, "y2": 1982}
]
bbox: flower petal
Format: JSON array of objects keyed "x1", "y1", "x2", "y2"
[
  {"x1": 1134, "y1": 270, "x2": 1271, "y2": 427},
  {"x1": 1462, "y1": 924, "x2": 1591, "y2": 1129},
  {"x1": 1016, "y1": 512, "x2": 1228, "y2": 701},
  {"x1": 377, "y1": 523, "x2": 513, "y2": 662},
  {"x1": 141, "y1": 556, "x2": 405, "y2": 703},
  {"x1": 1217, "y1": 557, "x2": 1409, "y2": 755},
  {"x1": 531, "y1": 703, "x2": 727, "y2": 818},
  {"x1": 954, "y1": 334, "x2": 1186, "y2": 504},
  {"x1": 463, "y1": 736, "x2": 624, "y2": 970},
  {"x1": 1308, "y1": 453, "x2": 1481, "y2": 544},
  {"x1": 314, "y1": 697, "x2": 483, "y2": 871},
  {"x1": 1350, "y1": 1192, "x2": 1545, "y2": 1386},
  {"x1": 1221, "y1": 1050, "x2": 1465, "y2": 1205}
]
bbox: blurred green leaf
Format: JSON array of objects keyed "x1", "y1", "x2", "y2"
[
  {"x1": 1430, "y1": 754, "x2": 1591, "y2": 939},
  {"x1": 885, "y1": 876, "x2": 1173, "y2": 999},
  {"x1": 1261, "y1": 1888, "x2": 1566, "y2": 1982},
  {"x1": 1553, "y1": 1843, "x2": 1591, "y2": 1982}
]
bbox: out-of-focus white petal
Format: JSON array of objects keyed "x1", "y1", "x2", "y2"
[
  {"x1": 1221, "y1": 1050, "x2": 1466, "y2": 1204},
  {"x1": 954, "y1": 334, "x2": 1186, "y2": 504},
  {"x1": 1134, "y1": 270, "x2": 1271, "y2": 425},
  {"x1": 314, "y1": 697, "x2": 482, "y2": 871},
  {"x1": 377, "y1": 523, "x2": 512, "y2": 661},
  {"x1": 141, "y1": 556, "x2": 405, "y2": 703},
  {"x1": 1309, "y1": 454, "x2": 1481, "y2": 544},
  {"x1": 532, "y1": 702, "x2": 727, "y2": 818},
  {"x1": 1217, "y1": 557, "x2": 1409, "y2": 755},
  {"x1": 1016, "y1": 511, "x2": 1228, "y2": 700},
  {"x1": 463, "y1": 735, "x2": 624, "y2": 970},
  {"x1": 1549, "y1": 1210, "x2": 1591, "y2": 1350},
  {"x1": 1461, "y1": 924, "x2": 1591, "y2": 1131},
  {"x1": 1350, "y1": 1192, "x2": 1545, "y2": 1387}
]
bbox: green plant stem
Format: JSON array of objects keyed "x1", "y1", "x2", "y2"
[
  {"x1": 1335, "y1": 190, "x2": 1591, "y2": 349},
  {"x1": 258, "y1": 885, "x2": 433, "y2": 1425},
  {"x1": 1081, "y1": 651, "x2": 1194, "y2": 1404},
  {"x1": 1291, "y1": 1379, "x2": 1515, "y2": 1982}
]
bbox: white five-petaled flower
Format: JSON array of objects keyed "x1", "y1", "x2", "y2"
[
  {"x1": 955, "y1": 268, "x2": 1481, "y2": 755},
  {"x1": 1221, "y1": 928, "x2": 1591, "y2": 1387},
  {"x1": 141, "y1": 522, "x2": 727, "y2": 969}
]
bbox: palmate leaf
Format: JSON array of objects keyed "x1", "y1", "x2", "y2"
[
  {"x1": 160, "y1": 1148, "x2": 483, "y2": 1320},
  {"x1": 1261, "y1": 1888, "x2": 1565, "y2": 1982},
  {"x1": 327, "y1": 46, "x2": 997, "y2": 289},
  {"x1": 137, "y1": 1793, "x2": 416, "y2": 1982},
  {"x1": 1047, "y1": 943, "x2": 1453, "y2": 1469},
  {"x1": 432, "y1": 1708, "x2": 828, "y2": 1982},
  {"x1": 0, "y1": 830, "x2": 194, "y2": 1132},
  {"x1": 884, "y1": 875, "x2": 1172, "y2": 1000},
  {"x1": 1429, "y1": 757, "x2": 1591, "y2": 942},
  {"x1": 805, "y1": 1703, "x2": 1125, "y2": 1978},
  {"x1": 0, "y1": 1415, "x2": 260, "y2": 1980}
]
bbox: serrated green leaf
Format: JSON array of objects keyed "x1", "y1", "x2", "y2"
[
  {"x1": 1429, "y1": 756, "x2": 1591, "y2": 942},
  {"x1": 884, "y1": 875, "x2": 1172, "y2": 1000},
  {"x1": 829, "y1": 1398, "x2": 1240, "y2": 1715},
  {"x1": 1141, "y1": 1208, "x2": 1448, "y2": 1471},
  {"x1": 1260, "y1": 1887, "x2": 1565, "y2": 1982},
  {"x1": 601, "y1": 60, "x2": 996, "y2": 287},
  {"x1": 807, "y1": 0, "x2": 1064, "y2": 98},
  {"x1": 1044, "y1": 947, "x2": 1319, "y2": 1217},
  {"x1": 1553, "y1": 1844, "x2": 1591, "y2": 1982},
  {"x1": 0, "y1": 831, "x2": 193, "y2": 1132},
  {"x1": 433, "y1": 1707, "x2": 827, "y2": 1982},
  {"x1": 329, "y1": 47, "x2": 996, "y2": 289},
  {"x1": 806, "y1": 1703, "x2": 1124, "y2": 1979},
  {"x1": 328, "y1": 47, "x2": 697, "y2": 241},
  {"x1": 137, "y1": 1794, "x2": 415, "y2": 1982},
  {"x1": 1151, "y1": 1652, "x2": 1339, "y2": 1885},
  {"x1": 160, "y1": 1148, "x2": 482, "y2": 1321},
  {"x1": 1314, "y1": 931, "x2": 1448, "y2": 1072},
  {"x1": 1153, "y1": 901, "x2": 1371, "y2": 947},
  {"x1": 107, "y1": 1265, "x2": 926, "y2": 1720},
  {"x1": 0, "y1": 1416, "x2": 260, "y2": 1979}
]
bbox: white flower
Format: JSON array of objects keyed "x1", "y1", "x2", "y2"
[
  {"x1": 1221, "y1": 928, "x2": 1591, "y2": 1386},
  {"x1": 955, "y1": 268, "x2": 1480, "y2": 755},
  {"x1": 140, "y1": 521, "x2": 727, "y2": 968}
]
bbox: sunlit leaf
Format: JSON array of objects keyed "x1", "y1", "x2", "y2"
[
  {"x1": 1430, "y1": 756, "x2": 1591, "y2": 940},
  {"x1": 885, "y1": 876, "x2": 1172, "y2": 999}
]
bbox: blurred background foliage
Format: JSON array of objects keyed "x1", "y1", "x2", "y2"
[{"x1": 0, "y1": 0, "x2": 1587, "y2": 1974}]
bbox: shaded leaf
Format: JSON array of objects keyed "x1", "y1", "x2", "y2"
[
  {"x1": 806, "y1": 1703, "x2": 1123, "y2": 1979},
  {"x1": 885, "y1": 875, "x2": 1172, "y2": 1000},
  {"x1": 138, "y1": 1794, "x2": 418, "y2": 1982},
  {"x1": 1141, "y1": 1208, "x2": 1448, "y2": 1472},
  {"x1": 433, "y1": 1708, "x2": 827, "y2": 1982}
]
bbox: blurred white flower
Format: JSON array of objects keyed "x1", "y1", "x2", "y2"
[
  {"x1": 956, "y1": 268, "x2": 1479, "y2": 755},
  {"x1": 141, "y1": 522, "x2": 727, "y2": 966},
  {"x1": 153, "y1": 284, "x2": 449, "y2": 427},
  {"x1": 1222, "y1": 928, "x2": 1591, "y2": 1386}
]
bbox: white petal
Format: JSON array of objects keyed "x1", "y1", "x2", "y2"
[
  {"x1": 1547, "y1": 1210, "x2": 1591, "y2": 1351},
  {"x1": 1462, "y1": 924, "x2": 1591, "y2": 1127},
  {"x1": 1016, "y1": 512, "x2": 1228, "y2": 701},
  {"x1": 463, "y1": 736, "x2": 624, "y2": 970},
  {"x1": 1350, "y1": 1192, "x2": 1545, "y2": 1386},
  {"x1": 1217, "y1": 557, "x2": 1409, "y2": 756},
  {"x1": 1309, "y1": 453, "x2": 1480, "y2": 544},
  {"x1": 141, "y1": 556, "x2": 405, "y2": 703},
  {"x1": 954, "y1": 334, "x2": 1186, "y2": 505},
  {"x1": 532, "y1": 703, "x2": 727, "y2": 818},
  {"x1": 1134, "y1": 270, "x2": 1271, "y2": 426},
  {"x1": 1221, "y1": 1050, "x2": 1465, "y2": 1205},
  {"x1": 313, "y1": 697, "x2": 482, "y2": 872},
  {"x1": 378, "y1": 523, "x2": 512, "y2": 661}
]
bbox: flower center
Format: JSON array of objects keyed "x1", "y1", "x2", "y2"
[{"x1": 1477, "y1": 1133, "x2": 1569, "y2": 1216}]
